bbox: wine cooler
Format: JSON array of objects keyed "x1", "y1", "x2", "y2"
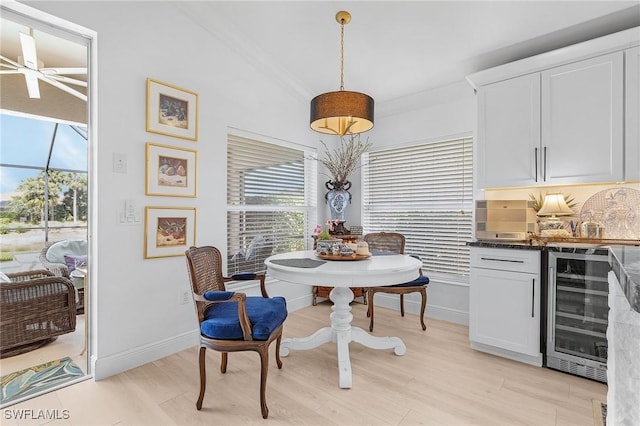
[{"x1": 546, "y1": 248, "x2": 610, "y2": 382}]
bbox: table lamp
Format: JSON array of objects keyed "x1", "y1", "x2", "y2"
[{"x1": 537, "y1": 193, "x2": 574, "y2": 237}]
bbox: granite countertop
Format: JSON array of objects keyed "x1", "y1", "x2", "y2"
[
  {"x1": 610, "y1": 246, "x2": 640, "y2": 314},
  {"x1": 467, "y1": 241, "x2": 545, "y2": 251}
]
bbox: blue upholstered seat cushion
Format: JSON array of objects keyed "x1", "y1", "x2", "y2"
[
  {"x1": 201, "y1": 293, "x2": 287, "y2": 340},
  {"x1": 231, "y1": 272, "x2": 257, "y2": 280},
  {"x1": 391, "y1": 274, "x2": 430, "y2": 288}
]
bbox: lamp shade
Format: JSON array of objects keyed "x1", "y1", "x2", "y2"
[
  {"x1": 537, "y1": 193, "x2": 574, "y2": 217},
  {"x1": 310, "y1": 90, "x2": 374, "y2": 136}
]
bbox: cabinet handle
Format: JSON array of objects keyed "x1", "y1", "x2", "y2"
[
  {"x1": 549, "y1": 266, "x2": 555, "y2": 345},
  {"x1": 543, "y1": 146, "x2": 547, "y2": 181},
  {"x1": 534, "y1": 147, "x2": 538, "y2": 182},
  {"x1": 531, "y1": 278, "x2": 535, "y2": 318},
  {"x1": 480, "y1": 257, "x2": 525, "y2": 263}
]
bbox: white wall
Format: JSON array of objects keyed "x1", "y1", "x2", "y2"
[{"x1": 25, "y1": 0, "x2": 319, "y2": 379}]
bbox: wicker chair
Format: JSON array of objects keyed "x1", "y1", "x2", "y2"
[
  {"x1": 1, "y1": 269, "x2": 77, "y2": 358},
  {"x1": 185, "y1": 246, "x2": 287, "y2": 419},
  {"x1": 364, "y1": 232, "x2": 430, "y2": 332},
  {"x1": 39, "y1": 240, "x2": 87, "y2": 278}
]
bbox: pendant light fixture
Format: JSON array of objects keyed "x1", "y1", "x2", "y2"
[{"x1": 310, "y1": 11, "x2": 374, "y2": 136}]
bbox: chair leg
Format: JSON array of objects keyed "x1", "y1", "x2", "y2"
[
  {"x1": 258, "y1": 345, "x2": 270, "y2": 419},
  {"x1": 312, "y1": 286, "x2": 318, "y2": 306},
  {"x1": 400, "y1": 294, "x2": 405, "y2": 317},
  {"x1": 220, "y1": 352, "x2": 228, "y2": 373},
  {"x1": 419, "y1": 288, "x2": 427, "y2": 331},
  {"x1": 368, "y1": 290, "x2": 375, "y2": 332},
  {"x1": 275, "y1": 333, "x2": 283, "y2": 369},
  {"x1": 196, "y1": 347, "x2": 207, "y2": 410}
]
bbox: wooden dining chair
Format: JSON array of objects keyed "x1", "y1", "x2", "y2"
[
  {"x1": 185, "y1": 245, "x2": 287, "y2": 419},
  {"x1": 363, "y1": 232, "x2": 429, "y2": 331}
]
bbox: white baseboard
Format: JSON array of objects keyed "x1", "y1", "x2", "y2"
[
  {"x1": 470, "y1": 341, "x2": 543, "y2": 367},
  {"x1": 372, "y1": 293, "x2": 469, "y2": 326},
  {"x1": 91, "y1": 290, "x2": 463, "y2": 380},
  {"x1": 285, "y1": 293, "x2": 314, "y2": 312},
  {"x1": 93, "y1": 330, "x2": 199, "y2": 380},
  {"x1": 92, "y1": 294, "x2": 312, "y2": 380}
]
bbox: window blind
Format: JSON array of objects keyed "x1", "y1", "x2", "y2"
[
  {"x1": 362, "y1": 137, "x2": 473, "y2": 277},
  {"x1": 227, "y1": 135, "x2": 317, "y2": 274}
]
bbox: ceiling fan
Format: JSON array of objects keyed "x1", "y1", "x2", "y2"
[{"x1": 0, "y1": 30, "x2": 87, "y2": 101}]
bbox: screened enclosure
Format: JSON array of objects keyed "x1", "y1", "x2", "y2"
[{"x1": 0, "y1": 112, "x2": 88, "y2": 265}]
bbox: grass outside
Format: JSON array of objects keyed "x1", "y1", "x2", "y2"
[{"x1": 0, "y1": 223, "x2": 87, "y2": 264}]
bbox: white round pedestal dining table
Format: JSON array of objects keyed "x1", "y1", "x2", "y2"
[{"x1": 265, "y1": 250, "x2": 422, "y2": 389}]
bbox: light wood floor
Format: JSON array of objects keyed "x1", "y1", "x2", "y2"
[{"x1": 2, "y1": 302, "x2": 606, "y2": 425}]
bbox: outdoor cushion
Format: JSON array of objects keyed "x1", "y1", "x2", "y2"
[
  {"x1": 64, "y1": 254, "x2": 88, "y2": 273},
  {"x1": 391, "y1": 274, "x2": 430, "y2": 288},
  {"x1": 201, "y1": 295, "x2": 287, "y2": 340},
  {"x1": 0, "y1": 272, "x2": 10, "y2": 283},
  {"x1": 46, "y1": 240, "x2": 87, "y2": 264}
]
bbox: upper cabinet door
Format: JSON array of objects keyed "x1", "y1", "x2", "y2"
[
  {"x1": 626, "y1": 47, "x2": 640, "y2": 182},
  {"x1": 541, "y1": 52, "x2": 624, "y2": 185},
  {"x1": 477, "y1": 73, "x2": 541, "y2": 189}
]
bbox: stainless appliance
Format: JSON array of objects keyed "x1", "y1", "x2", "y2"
[
  {"x1": 546, "y1": 248, "x2": 610, "y2": 382},
  {"x1": 475, "y1": 200, "x2": 537, "y2": 241}
]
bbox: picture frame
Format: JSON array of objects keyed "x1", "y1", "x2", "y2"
[
  {"x1": 146, "y1": 78, "x2": 198, "y2": 141},
  {"x1": 144, "y1": 206, "x2": 196, "y2": 259},
  {"x1": 146, "y1": 142, "x2": 198, "y2": 197}
]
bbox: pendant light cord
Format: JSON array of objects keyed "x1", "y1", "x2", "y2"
[{"x1": 339, "y1": 18, "x2": 345, "y2": 91}]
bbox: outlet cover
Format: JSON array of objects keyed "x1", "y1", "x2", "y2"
[{"x1": 112, "y1": 153, "x2": 127, "y2": 173}]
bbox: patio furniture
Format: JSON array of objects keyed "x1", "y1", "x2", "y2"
[
  {"x1": 0, "y1": 269, "x2": 77, "y2": 358},
  {"x1": 364, "y1": 232, "x2": 430, "y2": 331},
  {"x1": 39, "y1": 240, "x2": 87, "y2": 313},
  {"x1": 39, "y1": 240, "x2": 87, "y2": 278},
  {"x1": 185, "y1": 245, "x2": 287, "y2": 419}
]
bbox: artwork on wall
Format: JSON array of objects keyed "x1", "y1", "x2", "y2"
[
  {"x1": 144, "y1": 206, "x2": 196, "y2": 259},
  {"x1": 146, "y1": 78, "x2": 198, "y2": 141},
  {"x1": 145, "y1": 142, "x2": 197, "y2": 197}
]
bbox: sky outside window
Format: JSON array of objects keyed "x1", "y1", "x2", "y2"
[{"x1": 0, "y1": 113, "x2": 87, "y2": 201}]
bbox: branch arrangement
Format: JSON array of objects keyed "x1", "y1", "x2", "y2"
[{"x1": 319, "y1": 134, "x2": 371, "y2": 183}]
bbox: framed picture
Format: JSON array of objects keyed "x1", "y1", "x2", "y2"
[
  {"x1": 146, "y1": 78, "x2": 198, "y2": 141},
  {"x1": 146, "y1": 142, "x2": 197, "y2": 197},
  {"x1": 144, "y1": 206, "x2": 196, "y2": 259}
]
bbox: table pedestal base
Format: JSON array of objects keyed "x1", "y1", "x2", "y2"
[{"x1": 280, "y1": 286, "x2": 406, "y2": 388}]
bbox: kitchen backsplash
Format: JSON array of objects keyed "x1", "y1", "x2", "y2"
[{"x1": 483, "y1": 182, "x2": 640, "y2": 240}]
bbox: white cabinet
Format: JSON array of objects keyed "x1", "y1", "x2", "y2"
[
  {"x1": 469, "y1": 247, "x2": 542, "y2": 366},
  {"x1": 476, "y1": 51, "x2": 624, "y2": 188},
  {"x1": 542, "y1": 52, "x2": 623, "y2": 185},
  {"x1": 626, "y1": 46, "x2": 640, "y2": 182},
  {"x1": 477, "y1": 74, "x2": 540, "y2": 188}
]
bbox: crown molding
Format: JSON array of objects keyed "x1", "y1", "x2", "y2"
[{"x1": 175, "y1": 3, "x2": 312, "y2": 105}]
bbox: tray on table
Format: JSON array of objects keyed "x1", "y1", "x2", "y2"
[{"x1": 315, "y1": 253, "x2": 371, "y2": 261}]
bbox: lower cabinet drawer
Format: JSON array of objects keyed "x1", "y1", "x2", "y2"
[{"x1": 470, "y1": 247, "x2": 540, "y2": 274}]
